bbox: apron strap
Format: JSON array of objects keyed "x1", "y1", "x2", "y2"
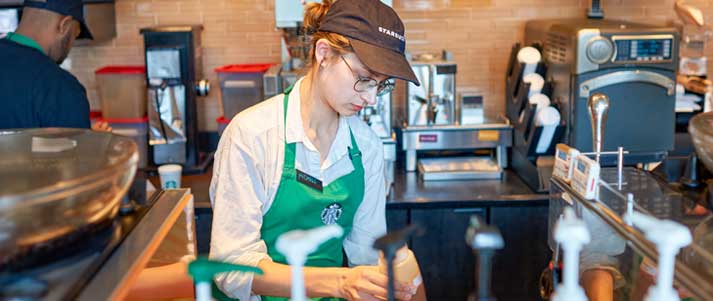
[
  {"x1": 283, "y1": 86, "x2": 296, "y2": 171},
  {"x1": 281, "y1": 84, "x2": 362, "y2": 167}
]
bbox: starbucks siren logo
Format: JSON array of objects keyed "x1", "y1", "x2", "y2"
[{"x1": 321, "y1": 203, "x2": 343, "y2": 225}]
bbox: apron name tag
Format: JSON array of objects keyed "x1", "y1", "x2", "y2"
[{"x1": 296, "y1": 169, "x2": 323, "y2": 192}]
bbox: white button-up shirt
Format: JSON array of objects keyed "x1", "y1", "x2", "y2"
[{"x1": 209, "y1": 77, "x2": 387, "y2": 301}]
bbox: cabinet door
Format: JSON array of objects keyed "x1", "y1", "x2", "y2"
[
  {"x1": 411, "y1": 207, "x2": 486, "y2": 301},
  {"x1": 386, "y1": 208, "x2": 409, "y2": 233},
  {"x1": 490, "y1": 205, "x2": 549, "y2": 301}
]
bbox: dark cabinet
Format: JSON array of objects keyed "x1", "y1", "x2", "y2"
[
  {"x1": 490, "y1": 206, "x2": 549, "y2": 301},
  {"x1": 385, "y1": 204, "x2": 549, "y2": 301},
  {"x1": 410, "y1": 207, "x2": 486, "y2": 301}
]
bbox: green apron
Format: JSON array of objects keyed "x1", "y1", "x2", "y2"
[{"x1": 214, "y1": 86, "x2": 365, "y2": 301}]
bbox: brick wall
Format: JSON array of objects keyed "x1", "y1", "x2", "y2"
[{"x1": 67, "y1": 0, "x2": 713, "y2": 131}]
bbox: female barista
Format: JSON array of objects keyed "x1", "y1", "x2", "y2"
[{"x1": 209, "y1": 0, "x2": 422, "y2": 300}]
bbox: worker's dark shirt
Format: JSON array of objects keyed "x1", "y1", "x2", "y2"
[{"x1": 0, "y1": 32, "x2": 90, "y2": 129}]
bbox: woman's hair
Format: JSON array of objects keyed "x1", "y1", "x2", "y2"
[{"x1": 303, "y1": 0, "x2": 352, "y2": 68}]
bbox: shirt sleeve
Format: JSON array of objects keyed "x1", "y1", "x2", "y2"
[
  {"x1": 343, "y1": 136, "x2": 387, "y2": 266},
  {"x1": 209, "y1": 122, "x2": 272, "y2": 301},
  {"x1": 36, "y1": 70, "x2": 90, "y2": 129}
]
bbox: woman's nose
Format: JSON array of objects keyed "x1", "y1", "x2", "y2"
[{"x1": 361, "y1": 90, "x2": 377, "y2": 106}]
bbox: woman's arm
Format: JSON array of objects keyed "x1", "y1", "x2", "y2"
[{"x1": 209, "y1": 122, "x2": 272, "y2": 300}]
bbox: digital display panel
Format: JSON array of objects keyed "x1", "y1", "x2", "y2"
[{"x1": 614, "y1": 38, "x2": 672, "y2": 62}]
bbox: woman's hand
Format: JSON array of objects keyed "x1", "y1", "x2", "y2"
[{"x1": 338, "y1": 266, "x2": 416, "y2": 301}]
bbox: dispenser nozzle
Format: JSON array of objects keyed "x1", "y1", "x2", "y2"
[
  {"x1": 187, "y1": 257, "x2": 263, "y2": 301},
  {"x1": 373, "y1": 224, "x2": 423, "y2": 301},
  {"x1": 552, "y1": 208, "x2": 590, "y2": 301},
  {"x1": 626, "y1": 212, "x2": 692, "y2": 301},
  {"x1": 276, "y1": 225, "x2": 344, "y2": 301}
]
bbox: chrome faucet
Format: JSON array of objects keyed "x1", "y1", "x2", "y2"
[{"x1": 588, "y1": 93, "x2": 610, "y2": 163}]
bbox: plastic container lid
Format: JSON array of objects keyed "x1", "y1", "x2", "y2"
[
  {"x1": 95, "y1": 66, "x2": 146, "y2": 75},
  {"x1": 158, "y1": 164, "x2": 183, "y2": 174},
  {"x1": 90, "y1": 111, "x2": 103, "y2": 119},
  {"x1": 215, "y1": 64, "x2": 273, "y2": 74},
  {"x1": 216, "y1": 116, "x2": 231, "y2": 124}
]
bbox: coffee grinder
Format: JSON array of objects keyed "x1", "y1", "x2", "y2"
[{"x1": 141, "y1": 25, "x2": 210, "y2": 172}]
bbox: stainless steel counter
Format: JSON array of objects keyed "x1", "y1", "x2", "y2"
[{"x1": 77, "y1": 189, "x2": 194, "y2": 300}]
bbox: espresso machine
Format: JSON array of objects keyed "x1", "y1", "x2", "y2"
[
  {"x1": 400, "y1": 54, "x2": 512, "y2": 179},
  {"x1": 141, "y1": 25, "x2": 210, "y2": 172}
]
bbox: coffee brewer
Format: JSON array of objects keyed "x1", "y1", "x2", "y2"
[
  {"x1": 141, "y1": 25, "x2": 210, "y2": 171},
  {"x1": 400, "y1": 54, "x2": 512, "y2": 176}
]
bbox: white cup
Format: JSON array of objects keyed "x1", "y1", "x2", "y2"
[
  {"x1": 158, "y1": 164, "x2": 183, "y2": 189},
  {"x1": 523, "y1": 73, "x2": 545, "y2": 97},
  {"x1": 517, "y1": 46, "x2": 542, "y2": 76}
]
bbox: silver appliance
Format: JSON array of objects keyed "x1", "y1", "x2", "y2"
[
  {"x1": 401, "y1": 57, "x2": 512, "y2": 175},
  {"x1": 524, "y1": 19, "x2": 678, "y2": 164},
  {"x1": 407, "y1": 61, "x2": 457, "y2": 126},
  {"x1": 510, "y1": 18, "x2": 679, "y2": 191}
]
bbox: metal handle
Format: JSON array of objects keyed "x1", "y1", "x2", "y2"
[
  {"x1": 579, "y1": 70, "x2": 675, "y2": 97},
  {"x1": 588, "y1": 93, "x2": 610, "y2": 163}
]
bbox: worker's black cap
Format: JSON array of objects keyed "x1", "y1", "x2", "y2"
[{"x1": 24, "y1": 0, "x2": 93, "y2": 40}]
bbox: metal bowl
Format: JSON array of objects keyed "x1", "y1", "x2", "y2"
[
  {"x1": 689, "y1": 112, "x2": 713, "y2": 174},
  {"x1": 0, "y1": 128, "x2": 138, "y2": 266}
]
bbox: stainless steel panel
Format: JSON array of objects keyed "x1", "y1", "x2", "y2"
[
  {"x1": 576, "y1": 29, "x2": 602, "y2": 74},
  {"x1": 406, "y1": 62, "x2": 456, "y2": 126},
  {"x1": 147, "y1": 49, "x2": 182, "y2": 79},
  {"x1": 417, "y1": 157, "x2": 502, "y2": 181},
  {"x1": 401, "y1": 127, "x2": 512, "y2": 151},
  {"x1": 578, "y1": 69, "x2": 675, "y2": 97},
  {"x1": 153, "y1": 142, "x2": 186, "y2": 165}
]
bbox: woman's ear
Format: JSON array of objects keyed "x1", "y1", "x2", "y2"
[{"x1": 314, "y1": 39, "x2": 333, "y2": 67}]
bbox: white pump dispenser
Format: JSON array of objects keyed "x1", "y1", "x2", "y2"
[
  {"x1": 553, "y1": 207, "x2": 591, "y2": 301},
  {"x1": 627, "y1": 212, "x2": 692, "y2": 301},
  {"x1": 275, "y1": 225, "x2": 344, "y2": 301}
]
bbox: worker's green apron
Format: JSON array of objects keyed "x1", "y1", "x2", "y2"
[{"x1": 214, "y1": 85, "x2": 365, "y2": 301}]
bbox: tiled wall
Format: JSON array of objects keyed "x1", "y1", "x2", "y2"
[{"x1": 67, "y1": 0, "x2": 713, "y2": 131}]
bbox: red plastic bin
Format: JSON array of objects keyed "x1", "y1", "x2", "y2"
[
  {"x1": 95, "y1": 66, "x2": 147, "y2": 119},
  {"x1": 215, "y1": 64, "x2": 273, "y2": 119}
]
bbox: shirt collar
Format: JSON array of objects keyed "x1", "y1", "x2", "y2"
[
  {"x1": 285, "y1": 77, "x2": 351, "y2": 162},
  {"x1": 5, "y1": 32, "x2": 46, "y2": 55}
]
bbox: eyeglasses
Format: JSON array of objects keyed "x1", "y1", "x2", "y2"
[{"x1": 340, "y1": 56, "x2": 395, "y2": 96}]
